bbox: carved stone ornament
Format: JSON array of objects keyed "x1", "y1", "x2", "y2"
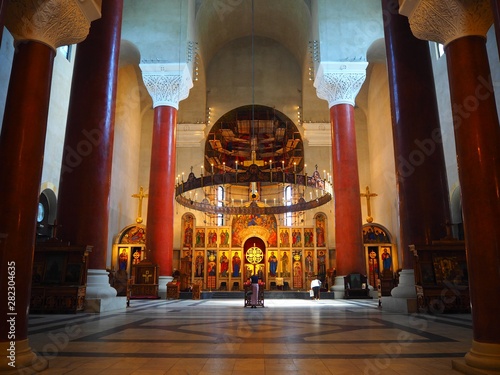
[
  {"x1": 6, "y1": 0, "x2": 101, "y2": 50},
  {"x1": 399, "y1": 0, "x2": 493, "y2": 46},
  {"x1": 140, "y1": 63, "x2": 194, "y2": 109},
  {"x1": 314, "y1": 61, "x2": 368, "y2": 108}
]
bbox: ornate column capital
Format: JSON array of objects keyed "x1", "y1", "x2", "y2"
[
  {"x1": 313, "y1": 62, "x2": 368, "y2": 108},
  {"x1": 399, "y1": 0, "x2": 493, "y2": 46},
  {"x1": 6, "y1": 0, "x2": 101, "y2": 50},
  {"x1": 140, "y1": 63, "x2": 193, "y2": 109}
]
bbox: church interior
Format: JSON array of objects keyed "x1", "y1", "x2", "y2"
[{"x1": 0, "y1": 0, "x2": 499, "y2": 374}]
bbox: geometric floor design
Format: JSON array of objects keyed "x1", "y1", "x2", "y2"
[{"x1": 28, "y1": 298, "x2": 472, "y2": 374}]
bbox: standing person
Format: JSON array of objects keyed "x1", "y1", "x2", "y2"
[
  {"x1": 311, "y1": 276, "x2": 322, "y2": 300},
  {"x1": 250, "y1": 273, "x2": 259, "y2": 308}
]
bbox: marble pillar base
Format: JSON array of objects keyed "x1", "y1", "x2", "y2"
[
  {"x1": 452, "y1": 340, "x2": 500, "y2": 375},
  {"x1": 330, "y1": 275, "x2": 346, "y2": 299},
  {"x1": 0, "y1": 339, "x2": 48, "y2": 374},
  {"x1": 159, "y1": 276, "x2": 173, "y2": 299},
  {"x1": 381, "y1": 295, "x2": 417, "y2": 313},
  {"x1": 381, "y1": 269, "x2": 417, "y2": 313},
  {"x1": 84, "y1": 269, "x2": 127, "y2": 313}
]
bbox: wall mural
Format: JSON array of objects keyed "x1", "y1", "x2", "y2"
[{"x1": 231, "y1": 213, "x2": 278, "y2": 247}]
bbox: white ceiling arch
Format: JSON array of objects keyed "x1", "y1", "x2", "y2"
[{"x1": 195, "y1": 0, "x2": 312, "y2": 70}]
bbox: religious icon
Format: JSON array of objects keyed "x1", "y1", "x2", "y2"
[
  {"x1": 232, "y1": 252, "x2": 241, "y2": 277},
  {"x1": 268, "y1": 251, "x2": 278, "y2": 277},
  {"x1": 220, "y1": 251, "x2": 229, "y2": 277},
  {"x1": 305, "y1": 251, "x2": 314, "y2": 275},
  {"x1": 381, "y1": 247, "x2": 392, "y2": 271},
  {"x1": 118, "y1": 248, "x2": 128, "y2": 271},
  {"x1": 280, "y1": 252, "x2": 290, "y2": 277},
  {"x1": 368, "y1": 248, "x2": 379, "y2": 286},
  {"x1": 315, "y1": 214, "x2": 326, "y2": 247},
  {"x1": 317, "y1": 250, "x2": 326, "y2": 278},
  {"x1": 195, "y1": 251, "x2": 204, "y2": 277}
]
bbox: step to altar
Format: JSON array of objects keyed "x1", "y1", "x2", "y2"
[{"x1": 177, "y1": 290, "x2": 336, "y2": 300}]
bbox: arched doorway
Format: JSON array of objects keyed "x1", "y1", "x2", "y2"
[{"x1": 243, "y1": 237, "x2": 267, "y2": 286}]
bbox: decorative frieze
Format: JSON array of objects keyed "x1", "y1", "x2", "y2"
[
  {"x1": 399, "y1": 0, "x2": 493, "y2": 45},
  {"x1": 140, "y1": 63, "x2": 193, "y2": 109},
  {"x1": 6, "y1": 0, "x2": 101, "y2": 49},
  {"x1": 314, "y1": 61, "x2": 368, "y2": 108}
]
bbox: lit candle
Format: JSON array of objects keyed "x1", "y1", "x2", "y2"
[
  {"x1": 201, "y1": 165, "x2": 203, "y2": 175},
  {"x1": 282, "y1": 160, "x2": 285, "y2": 170},
  {"x1": 274, "y1": 198, "x2": 276, "y2": 205},
  {"x1": 223, "y1": 162, "x2": 226, "y2": 173},
  {"x1": 211, "y1": 164, "x2": 214, "y2": 174},
  {"x1": 182, "y1": 172, "x2": 184, "y2": 182},
  {"x1": 323, "y1": 170, "x2": 326, "y2": 179},
  {"x1": 235, "y1": 160, "x2": 238, "y2": 171},
  {"x1": 304, "y1": 164, "x2": 307, "y2": 174},
  {"x1": 241, "y1": 199, "x2": 243, "y2": 205},
  {"x1": 264, "y1": 199, "x2": 267, "y2": 205},
  {"x1": 269, "y1": 160, "x2": 272, "y2": 170},
  {"x1": 294, "y1": 162, "x2": 297, "y2": 173}
]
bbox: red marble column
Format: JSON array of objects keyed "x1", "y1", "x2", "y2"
[
  {"x1": 382, "y1": 0, "x2": 451, "y2": 270},
  {"x1": 140, "y1": 64, "x2": 193, "y2": 288},
  {"x1": 0, "y1": 0, "x2": 97, "y2": 368},
  {"x1": 146, "y1": 106, "x2": 177, "y2": 276},
  {"x1": 491, "y1": 0, "x2": 500, "y2": 59},
  {"x1": 0, "y1": 0, "x2": 6, "y2": 45},
  {"x1": 0, "y1": 40, "x2": 55, "y2": 362},
  {"x1": 57, "y1": 0, "x2": 123, "y2": 270},
  {"x1": 330, "y1": 104, "x2": 365, "y2": 275},
  {"x1": 446, "y1": 35, "x2": 500, "y2": 347},
  {"x1": 400, "y1": 1, "x2": 500, "y2": 371}
]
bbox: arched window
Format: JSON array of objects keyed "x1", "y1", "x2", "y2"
[
  {"x1": 217, "y1": 186, "x2": 224, "y2": 226},
  {"x1": 284, "y1": 185, "x2": 292, "y2": 226}
]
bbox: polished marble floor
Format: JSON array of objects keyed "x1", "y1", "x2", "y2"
[{"x1": 27, "y1": 298, "x2": 473, "y2": 374}]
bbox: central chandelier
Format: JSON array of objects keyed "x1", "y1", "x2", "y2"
[
  {"x1": 175, "y1": 164, "x2": 333, "y2": 215},
  {"x1": 175, "y1": 0, "x2": 332, "y2": 217}
]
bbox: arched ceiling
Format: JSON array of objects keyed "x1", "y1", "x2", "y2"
[{"x1": 195, "y1": 0, "x2": 312, "y2": 69}]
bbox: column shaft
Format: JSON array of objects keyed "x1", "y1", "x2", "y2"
[
  {"x1": 57, "y1": 0, "x2": 123, "y2": 270},
  {"x1": 491, "y1": 0, "x2": 500, "y2": 59},
  {"x1": 382, "y1": 0, "x2": 450, "y2": 269},
  {"x1": 446, "y1": 36, "x2": 500, "y2": 343},
  {"x1": 0, "y1": 0, "x2": 6, "y2": 45},
  {"x1": 146, "y1": 106, "x2": 177, "y2": 276},
  {"x1": 330, "y1": 104, "x2": 365, "y2": 275},
  {"x1": 0, "y1": 41, "x2": 55, "y2": 343}
]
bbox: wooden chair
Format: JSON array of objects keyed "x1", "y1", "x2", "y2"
[{"x1": 344, "y1": 273, "x2": 371, "y2": 299}]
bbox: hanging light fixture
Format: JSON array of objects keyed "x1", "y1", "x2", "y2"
[{"x1": 175, "y1": 0, "x2": 332, "y2": 216}]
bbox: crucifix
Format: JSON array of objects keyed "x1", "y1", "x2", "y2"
[
  {"x1": 360, "y1": 186, "x2": 377, "y2": 223},
  {"x1": 132, "y1": 186, "x2": 148, "y2": 224},
  {"x1": 142, "y1": 270, "x2": 153, "y2": 283}
]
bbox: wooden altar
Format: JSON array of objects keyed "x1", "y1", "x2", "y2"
[
  {"x1": 31, "y1": 241, "x2": 92, "y2": 313},
  {"x1": 411, "y1": 241, "x2": 470, "y2": 313},
  {"x1": 129, "y1": 259, "x2": 160, "y2": 299}
]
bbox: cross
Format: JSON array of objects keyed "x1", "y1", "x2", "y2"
[
  {"x1": 360, "y1": 186, "x2": 377, "y2": 223},
  {"x1": 48, "y1": 220, "x2": 62, "y2": 239},
  {"x1": 132, "y1": 186, "x2": 148, "y2": 224},
  {"x1": 142, "y1": 270, "x2": 153, "y2": 283}
]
